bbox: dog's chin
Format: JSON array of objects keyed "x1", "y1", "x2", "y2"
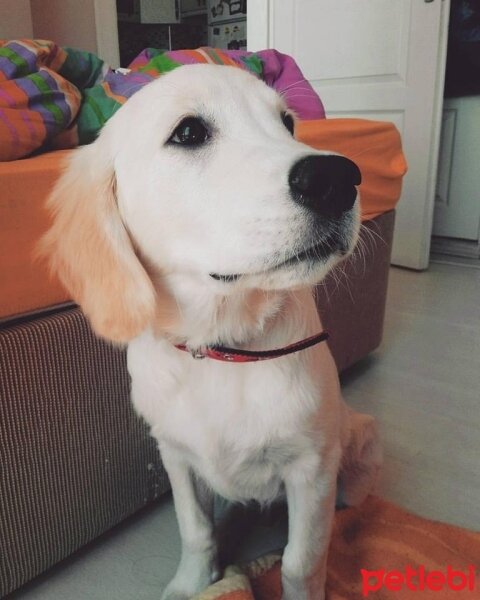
[
  {"x1": 210, "y1": 224, "x2": 360, "y2": 292},
  {"x1": 210, "y1": 244, "x2": 355, "y2": 292},
  {"x1": 248, "y1": 251, "x2": 344, "y2": 291}
]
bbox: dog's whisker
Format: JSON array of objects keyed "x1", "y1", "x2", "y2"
[
  {"x1": 329, "y1": 261, "x2": 354, "y2": 304},
  {"x1": 348, "y1": 145, "x2": 384, "y2": 160},
  {"x1": 319, "y1": 277, "x2": 331, "y2": 306},
  {"x1": 283, "y1": 93, "x2": 319, "y2": 101},
  {"x1": 361, "y1": 223, "x2": 386, "y2": 247},
  {"x1": 279, "y1": 86, "x2": 314, "y2": 98},
  {"x1": 280, "y1": 79, "x2": 311, "y2": 93},
  {"x1": 352, "y1": 244, "x2": 365, "y2": 277}
]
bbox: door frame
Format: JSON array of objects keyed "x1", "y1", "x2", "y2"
[{"x1": 94, "y1": 0, "x2": 120, "y2": 68}]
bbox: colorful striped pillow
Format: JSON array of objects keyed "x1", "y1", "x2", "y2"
[{"x1": 0, "y1": 41, "x2": 325, "y2": 161}]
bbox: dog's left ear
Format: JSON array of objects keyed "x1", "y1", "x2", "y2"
[{"x1": 39, "y1": 143, "x2": 175, "y2": 343}]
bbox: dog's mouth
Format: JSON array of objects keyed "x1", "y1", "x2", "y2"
[{"x1": 210, "y1": 232, "x2": 344, "y2": 283}]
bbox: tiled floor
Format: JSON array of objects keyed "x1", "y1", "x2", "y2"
[
  {"x1": 9, "y1": 263, "x2": 480, "y2": 600},
  {"x1": 342, "y1": 263, "x2": 480, "y2": 528}
]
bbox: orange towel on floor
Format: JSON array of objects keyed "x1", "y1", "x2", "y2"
[{"x1": 194, "y1": 496, "x2": 480, "y2": 600}]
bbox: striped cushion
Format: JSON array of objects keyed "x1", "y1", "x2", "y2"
[
  {"x1": 0, "y1": 41, "x2": 324, "y2": 160},
  {"x1": 0, "y1": 308, "x2": 169, "y2": 597}
]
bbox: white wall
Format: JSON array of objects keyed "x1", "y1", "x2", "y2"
[
  {"x1": 0, "y1": 0, "x2": 33, "y2": 38},
  {"x1": 29, "y1": 0, "x2": 119, "y2": 67},
  {"x1": 30, "y1": 0, "x2": 98, "y2": 54},
  {"x1": 0, "y1": 0, "x2": 120, "y2": 67}
]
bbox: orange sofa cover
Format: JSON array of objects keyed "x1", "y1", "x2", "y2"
[
  {"x1": 0, "y1": 149, "x2": 72, "y2": 320},
  {"x1": 0, "y1": 119, "x2": 406, "y2": 320}
]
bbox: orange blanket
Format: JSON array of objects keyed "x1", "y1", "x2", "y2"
[
  {"x1": 194, "y1": 496, "x2": 480, "y2": 600},
  {"x1": 0, "y1": 149, "x2": 72, "y2": 319},
  {"x1": 0, "y1": 118, "x2": 406, "y2": 319}
]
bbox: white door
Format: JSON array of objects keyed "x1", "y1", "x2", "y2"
[
  {"x1": 433, "y1": 96, "x2": 480, "y2": 241},
  {"x1": 248, "y1": 0, "x2": 450, "y2": 269}
]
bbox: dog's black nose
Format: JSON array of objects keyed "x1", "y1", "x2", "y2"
[{"x1": 289, "y1": 155, "x2": 361, "y2": 218}]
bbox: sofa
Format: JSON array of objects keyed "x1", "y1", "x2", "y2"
[{"x1": 0, "y1": 117, "x2": 404, "y2": 597}]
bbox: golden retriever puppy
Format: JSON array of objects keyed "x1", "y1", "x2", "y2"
[{"x1": 41, "y1": 64, "x2": 381, "y2": 600}]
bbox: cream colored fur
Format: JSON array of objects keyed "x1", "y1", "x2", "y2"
[{"x1": 41, "y1": 64, "x2": 382, "y2": 600}]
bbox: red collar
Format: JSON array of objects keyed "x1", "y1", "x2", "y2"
[{"x1": 174, "y1": 331, "x2": 329, "y2": 363}]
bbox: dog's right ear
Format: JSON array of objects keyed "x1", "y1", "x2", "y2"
[{"x1": 39, "y1": 144, "x2": 160, "y2": 343}]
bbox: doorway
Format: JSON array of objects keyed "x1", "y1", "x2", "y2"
[
  {"x1": 115, "y1": 1, "x2": 247, "y2": 67},
  {"x1": 431, "y1": 0, "x2": 480, "y2": 266}
]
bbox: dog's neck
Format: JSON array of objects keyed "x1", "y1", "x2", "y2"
[{"x1": 156, "y1": 276, "x2": 315, "y2": 351}]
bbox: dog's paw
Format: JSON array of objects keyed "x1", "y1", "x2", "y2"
[
  {"x1": 160, "y1": 589, "x2": 189, "y2": 600},
  {"x1": 161, "y1": 575, "x2": 217, "y2": 600},
  {"x1": 160, "y1": 549, "x2": 219, "y2": 600},
  {"x1": 281, "y1": 573, "x2": 325, "y2": 600},
  {"x1": 160, "y1": 580, "x2": 204, "y2": 600}
]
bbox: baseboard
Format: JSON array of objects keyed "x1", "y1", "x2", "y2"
[{"x1": 430, "y1": 236, "x2": 480, "y2": 259}]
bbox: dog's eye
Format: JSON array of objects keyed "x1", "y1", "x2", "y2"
[
  {"x1": 169, "y1": 117, "x2": 210, "y2": 147},
  {"x1": 282, "y1": 112, "x2": 295, "y2": 136}
]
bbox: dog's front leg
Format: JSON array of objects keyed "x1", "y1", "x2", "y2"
[
  {"x1": 160, "y1": 446, "x2": 219, "y2": 600},
  {"x1": 281, "y1": 450, "x2": 340, "y2": 600}
]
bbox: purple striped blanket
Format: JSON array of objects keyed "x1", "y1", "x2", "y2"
[{"x1": 0, "y1": 40, "x2": 325, "y2": 161}]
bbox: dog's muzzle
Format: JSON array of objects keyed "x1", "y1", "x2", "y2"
[
  {"x1": 210, "y1": 154, "x2": 361, "y2": 283},
  {"x1": 289, "y1": 155, "x2": 361, "y2": 219}
]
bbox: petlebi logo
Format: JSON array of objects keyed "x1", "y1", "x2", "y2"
[{"x1": 361, "y1": 565, "x2": 478, "y2": 597}]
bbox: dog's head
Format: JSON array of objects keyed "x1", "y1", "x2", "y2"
[{"x1": 41, "y1": 64, "x2": 361, "y2": 342}]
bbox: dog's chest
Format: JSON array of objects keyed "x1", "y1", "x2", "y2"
[{"x1": 127, "y1": 332, "x2": 325, "y2": 502}]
